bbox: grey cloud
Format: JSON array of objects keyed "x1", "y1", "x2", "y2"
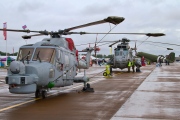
[{"x1": 0, "y1": 0, "x2": 180, "y2": 56}]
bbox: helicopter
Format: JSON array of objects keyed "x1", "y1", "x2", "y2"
[
  {"x1": 105, "y1": 34, "x2": 165, "y2": 72},
  {"x1": 106, "y1": 38, "x2": 141, "y2": 72},
  {"x1": 0, "y1": 16, "x2": 125, "y2": 98}
]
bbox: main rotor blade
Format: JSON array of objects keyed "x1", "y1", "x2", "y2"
[
  {"x1": 66, "y1": 32, "x2": 165, "y2": 37},
  {"x1": 98, "y1": 42, "x2": 115, "y2": 47},
  {"x1": 167, "y1": 48, "x2": 173, "y2": 50},
  {"x1": 76, "y1": 41, "x2": 113, "y2": 46},
  {"x1": 22, "y1": 34, "x2": 45, "y2": 39},
  {"x1": 107, "y1": 39, "x2": 180, "y2": 47},
  {"x1": 146, "y1": 33, "x2": 165, "y2": 37},
  {"x1": 132, "y1": 40, "x2": 180, "y2": 46},
  {"x1": 109, "y1": 40, "x2": 122, "y2": 47},
  {"x1": 0, "y1": 28, "x2": 52, "y2": 36},
  {"x1": 64, "y1": 16, "x2": 125, "y2": 32},
  {"x1": 0, "y1": 28, "x2": 40, "y2": 33}
]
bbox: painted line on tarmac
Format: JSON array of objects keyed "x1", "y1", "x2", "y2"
[
  {"x1": 0, "y1": 80, "x2": 5, "y2": 83},
  {"x1": 0, "y1": 78, "x2": 104, "y2": 112},
  {"x1": 114, "y1": 73, "x2": 122, "y2": 75},
  {"x1": 0, "y1": 98, "x2": 41, "y2": 112}
]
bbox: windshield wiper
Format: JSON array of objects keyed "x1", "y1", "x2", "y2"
[
  {"x1": 20, "y1": 51, "x2": 31, "y2": 64},
  {"x1": 36, "y1": 51, "x2": 41, "y2": 63}
]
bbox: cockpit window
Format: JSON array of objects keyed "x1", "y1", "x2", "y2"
[
  {"x1": 33, "y1": 48, "x2": 55, "y2": 63},
  {"x1": 115, "y1": 50, "x2": 119, "y2": 56},
  {"x1": 17, "y1": 48, "x2": 34, "y2": 61},
  {"x1": 123, "y1": 50, "x2": 128, "y2": 56}
]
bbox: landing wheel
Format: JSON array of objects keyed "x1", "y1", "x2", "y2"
[
  {"x1": 82, "y1": 83, "x2": 94, "y2": 92},
  {"x1": 103, "y1": 72, "x2": 107, "y2": 76},
  {"x1": 87, "y1": 83, "x2": 90, "y2": 88},
  {"x1": 35, "y1": 89, "x2": 40, "y2": 98},
  {"x1": 82, "y1": 83, "x2": 90, "y2": 90},
  {"x1": 42, "y1": 91, "x2": 47, "y2": 99}
]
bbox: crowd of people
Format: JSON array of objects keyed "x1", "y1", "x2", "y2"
[
  {"x1": 158, "y1": 58, "x2": 170, "y2": 67},
  {"x1": 92, "y1": 59, "x2": 107, "y2": 66}
]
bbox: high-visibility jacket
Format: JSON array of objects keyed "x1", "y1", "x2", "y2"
[
  {"x1": 132, "y1": 61, "x2": 135, "y2": 66},
  {"x1": 128, "y1": 61, "x2": 132, "y2": 67},
  {"x1": 105, "y1": 65, "x2": 110, "y2": 75}
]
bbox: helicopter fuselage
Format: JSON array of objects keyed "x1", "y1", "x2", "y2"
[
  {"x1": 113, "y1": 46, "x2": 132, "y2": 69},
  {"x1": 108, "y1": 39, "x2": 141, "y2": 70},
  {"x1": 5, "y1": 37, "x2": 92, "y2": 95}
]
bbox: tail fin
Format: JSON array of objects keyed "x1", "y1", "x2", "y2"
[
  {"x1": 166, "y1": 52, "x2": 175, "y2": 62},
  {"x1": 78, "y1": 47, "x2": 94, "y2": 69}
]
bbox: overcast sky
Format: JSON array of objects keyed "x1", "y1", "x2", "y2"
[{"x1": 1, "y1": 0, "x2": 180, "y2": 56}]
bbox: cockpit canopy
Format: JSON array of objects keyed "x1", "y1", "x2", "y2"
[{"x1": 17, "y1": 48, "x2": 55, "y2": 63}]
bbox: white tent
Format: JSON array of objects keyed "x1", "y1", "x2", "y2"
[
  {"x1": 79, "y1": 54, "x2": 98, "y2": 60},
  {"x1": 91, "y1": 56, "x2": 97, "y2": 60},
  {"x1": 0, "y1": 56, "x2": 17, "y2": 60}
]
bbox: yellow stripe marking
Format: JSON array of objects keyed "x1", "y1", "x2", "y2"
[
  {"x1": 0, "y1": 98, "x2": 41, "y2": 112},
  {"x1": 0, "y1": 78, "x2": 103, "y2": 112}
]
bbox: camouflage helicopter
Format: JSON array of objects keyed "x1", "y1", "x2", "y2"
[{"x1": 0, "y1": 16, "x2": 126, "y2": 98}]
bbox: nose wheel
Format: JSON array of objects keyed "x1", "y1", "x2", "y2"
[
  {"x1": 42, "y1": 90, "x2": 47, "y2": 99},
  {"x1": 35, "y1": 89, "x2": 47, "y2": 99},
  {"x1": 35, "y1": 89, "x2": 40, "y2": 98}
]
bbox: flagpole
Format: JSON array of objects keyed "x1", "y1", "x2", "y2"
[
  {"x1": 6, "y1": 38, "x2": 7, "y2": 67},
  {"x1": 6, "y1": 23, "x2": 7, "y2": 67},
  {"x1": 3, "y1": 22, "x2": 7, "y2": 67},
  {"x1": 13, "y1": 47, "x2": 14, "y2": 56}
]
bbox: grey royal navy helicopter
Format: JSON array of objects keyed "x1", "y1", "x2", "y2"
[
  {"x1": 106, "y1": 38, "x2": 141, "y2": 72},
  {"x1": 0, "y1": 16, "x2": 125, "y2": 98},
  {"x1": 106, "y1": 34, "x2": 165, "y2": 72}
]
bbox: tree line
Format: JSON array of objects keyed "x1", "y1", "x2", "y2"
[
  {"x1": 0, "y1": 51, "x2": 113, "y2": 58},
  {"x1": 0, "y1": 51, "x2": 18, "y2": 56}
]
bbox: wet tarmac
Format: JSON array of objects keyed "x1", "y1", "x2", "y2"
[
  {"x1": 111, "y1": 63, "x2": 180, "y2": 120},
  {"x1": 0, "y1": 63, "x2": 178, "y2": 120}
]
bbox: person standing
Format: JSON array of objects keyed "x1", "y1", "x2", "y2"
[
  {"x1": 132, "y1": 59, "x2": 135, "y2": 72},
  {"x1": 127, "y1": 59, "x2": 132, "y2": 72},
  {"x1": 159, "y1": 59, "x2": 162, "y2": 66},
  {"x1": 141, "y1": 56, "x2": 145, "y2": 66},
  {"x1": 165, "y1": 59, "x2": 167, "y2": 65},
  {"x1": 110, "y1": 65, "x2": 113, "y2": 76},
  {"x1": 167, "y1": 59, "x2": 170, "y2": 65}
]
